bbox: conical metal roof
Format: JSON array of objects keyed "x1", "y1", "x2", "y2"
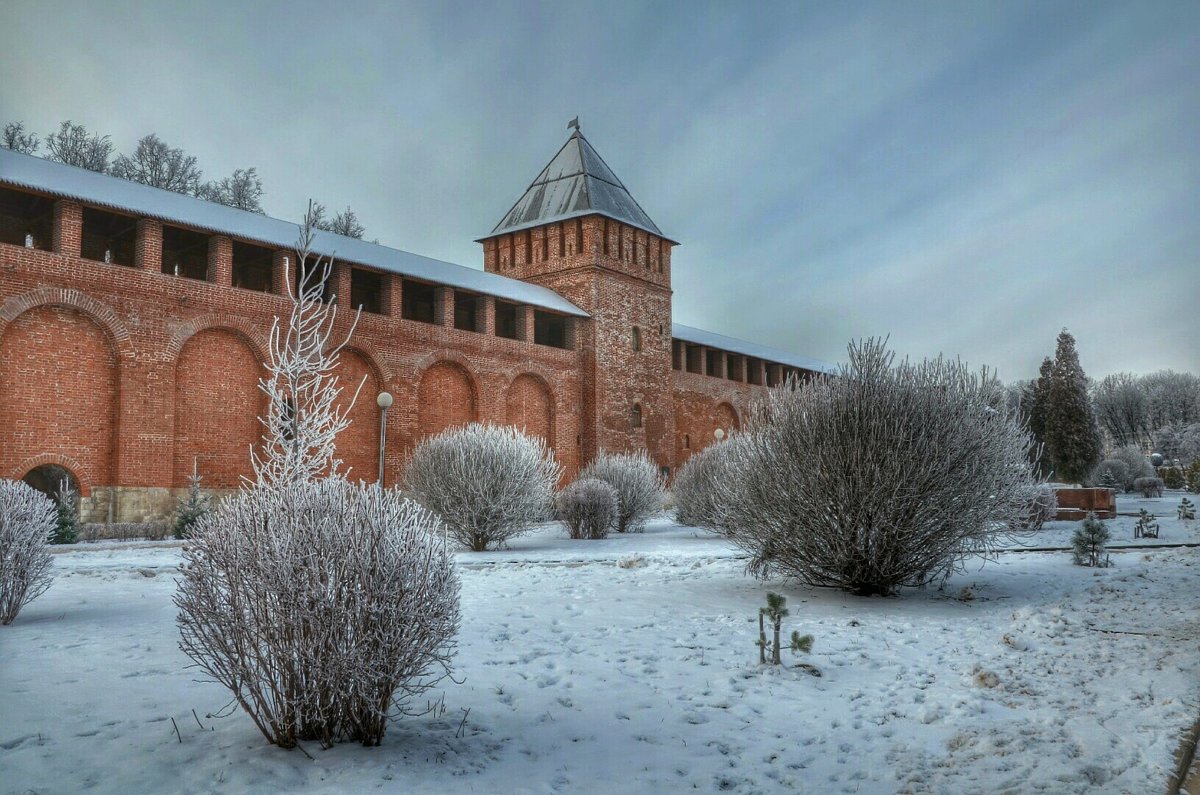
[{"x1": 483, "y1": 129, "x2": 671, "y2": 242}]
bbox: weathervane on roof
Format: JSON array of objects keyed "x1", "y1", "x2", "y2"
[{"x1": 567, "y1": 116, "x2": 580, "y2": 133}]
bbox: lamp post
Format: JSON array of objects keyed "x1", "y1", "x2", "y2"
[
  {"x1": 376, "y1": 391, "x2": 393, "y2": 486},
  {"x1": 714, "y1": 428, "x2": 725, "y2": 443}
]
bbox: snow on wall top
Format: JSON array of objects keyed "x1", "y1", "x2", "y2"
[
  {"x1": 672, "y1": 323, "x2": 838, "y2": 375},
  {"x1": 0, "y1": 149, "x2": 589, "y2": 318},
  {"x1": 483, "y1": 130, "x2": 671, "y2": 242}
]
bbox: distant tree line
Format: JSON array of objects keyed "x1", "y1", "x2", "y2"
[
  {"x1": 1008, "y1": 329, "x2": 1200, "y2": 481},
  {"x1": 2, "y1": 120, "x2": 366, "y2": 238}
]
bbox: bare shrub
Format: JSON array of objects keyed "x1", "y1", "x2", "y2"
[
  {"x1": 176, "y1": 478, "x2": 459, "y2": 748},
  {"x1": 672, "y1": 438, "x2": 742, "y2": 530},
  {"x1": 578, "y1": 451, "x2": 664, "y2": 533},
  {"x1": 404, "y1": 423, "x2": 561, "y2": 551},
  {"x1": 79, "y1": 522, "x2": 170, "y2": 542},
  {"x1": 0, "y1": 479, "x2": 55, "y2": 625},
  {"x1": 715, "y1": 339, "x2": 1037, "y2": 596},
  {"x1": 1015, "y1": 483, "x2": 1059, "y2": 532},
  {"x1": 1133, "y1": 477, "x2": 1164, "y2": 498},
  {"x1": 557, "y1": 478, "x2": 617, "y2": 539},
  {"x1": 175, "y1": 209, "x2": 459, "y2": 750}
]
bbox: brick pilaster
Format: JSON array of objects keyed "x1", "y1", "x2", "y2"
[
  {"x1": 52, "y1": 200, "x2": 82, "y2": 257},
  {"x1": 206, "y1": 235, "x2": 233, "y2": 286},
  {"x1": 271, "y1": 251, "x2": 291, "y2": 296},
  {"x1": 479, "y1": 296, "x2": 495, "y2": 335},
  {"x1": 433, "y1": 287, "x2": 454, "y2": 326},
  {"x1": 333, "y1": 263, "x2": 352, "y2": 307},
  {"x1": 381, "y1": 273, "x2": 402, "y2": 317},
  {"x1": 135, "y1": 218, "x2": 162, "y2": 272},
  {"x1": 518, "y1": 305, "x2": 535, "y2": 343}
]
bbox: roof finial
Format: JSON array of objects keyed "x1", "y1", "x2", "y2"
[{"x1": 567, "y1": 116, "x2": 580, "y2": 133}]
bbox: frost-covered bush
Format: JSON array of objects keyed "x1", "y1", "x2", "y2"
[
  {"x1": 1015, "y1": 483, "x2": 1058, "y2": 532},
  {"x1": 1110, "y1": 445, "x2": 1154, "y2": 491},
  {"x1": 714, "y1": 339, "x2": 1037, "y2": 596},
  {"x1": 1090, "y1": 459, "x2": 1129, "y2": 491},
  {"x1": 557, "y1": 478, "x2": 617, "y2": 539},
  {"x1": 1133, "y1": 477, "x2": 1164, "y2": 498},
  {"x1": 404, "y1": 423, "x2": 561, "y2": 551},
  {"x1": 578, "y1": 451, "x2": 665, "y2": 533},
  {"x1": 1179, "y1": 497, "x2": 1196, "y2": 521},
  {"x1": 0, "y1": 479, "x2": 55, "y2": 625},
  {"x1": 176, "y1": 478, "x2": 459, "y2": 748},
  {"x1": 1072, "y1": 512, "x2": 1111, "y2": 567},
  {"x1": 672, "y1": 439, "x2": 739, "y2": 530}
]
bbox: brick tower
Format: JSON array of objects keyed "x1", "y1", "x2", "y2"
[{"x1": 479, "y1": 124, "x2": 678, "y2": 473}]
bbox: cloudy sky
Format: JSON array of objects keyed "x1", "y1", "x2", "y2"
[{"x1": 2, "y1": 1, "x2": 1196, "y2": 380}]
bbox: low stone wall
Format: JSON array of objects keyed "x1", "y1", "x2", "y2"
[
  {"x1": 1053, "y1": 487, "x2": 1117, "y2": 521},
  {"x1": 80, "y1": 486, "x2": 239, "y2": 524}
]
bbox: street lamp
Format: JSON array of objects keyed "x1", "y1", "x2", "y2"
[
  {"x1": 376, "y1": 391, "x2": 393, "y2": 486},
  {"x1": 714, "y1": 428, "x2": 725, "y2": 442}
]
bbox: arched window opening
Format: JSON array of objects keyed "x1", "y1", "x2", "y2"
[
  {"x1": 683, "y1": 434, "x2": 690, "y2": 450},
  {"x1": 632, "y1": 403, "x2": 642, "y2": 428},
  {"x1": 632, "y1": 326, "x2": 642, "y2": 352}
]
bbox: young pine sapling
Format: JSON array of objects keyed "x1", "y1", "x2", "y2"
[
  {"x1": 757, "y1": 592, "x2": 814, "y2": 667},
  {"x1": 1134, "y1": 508, "x2": 1160, "y2": 539},
  {"x1": 1178, "y1": 497, "x2": 1196, "y2": 521}
]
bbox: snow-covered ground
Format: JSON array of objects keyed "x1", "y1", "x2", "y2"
[{"x1": 2, "y1": 495, "x2": 1197, "y2": 794}]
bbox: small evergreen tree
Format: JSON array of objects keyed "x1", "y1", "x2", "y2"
[
  {"x1": 51, "y1": 480, "x2": 80, "y2": 545},
  {"x1": 1071, "y1": 512, "x2": 1110, "y2": 567},
  {"x1": 1133, "y1": 508, "x2": 1160, "y2": 539},
  {"x1": 173, "y1": 461, "x2": 210, "y2": 540},
  {"x1": 1097, "y1": 469, "x2": 1120, "y2": 490},
  {"x1": 1045, "y1": 330, "x2": 1102, "y2": 484},
  {"x1": 1178, "y1": 497, "x2": 1195, "y2": 521}
]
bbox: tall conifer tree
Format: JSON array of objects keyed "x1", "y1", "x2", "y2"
[
  {"x1": 1023, "y1": 357, "x2": 1054, "y2": 478},
  {"x1": 1046, "y1": 329, "x2": 1102, "y2": 483}
]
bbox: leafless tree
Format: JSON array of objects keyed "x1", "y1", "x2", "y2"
[
  {"x1": 578, "y1": 451, "x2": 665, "y2": 533},
  {"x1": 1144, "y1": 371, "x2": 1200, "y2": 431},
  {"x1": 175, "y1": 478, "x2": 460, "y2": 747},
  {"x1": 2, "y1": 122, "x2": 39, "y2": 154},
  {"x1": 110, "y1": 133, "x2": 203, "y2": 194},
  {"x1": 44, "y1": 120, "x2": 112, "y2": 172},
  {"x1": 404, "y1": 423, "x2": 562, "y2": 551},
  {"x1": 557, "y1": 478, "x2": 617, "y2": 539},
  {"x1": 251, "y1": 202, "x2": 362, "y2": 486},
  {"x1": 197, "y1": 167, "x2": 265, "y2": 213},
  {"x1": 311, "y1": 202, "x2": 366, "y2": 239},
  {"x1": 1091, "y1": 372, "x2": 1151, "y2": 448},
  {"x1": 0, "y1": 479, "x2": 55, "y2": 625},
  {"x1": 1153, "y1": 423, "x2": 1200, "y2": 465},
  {"x1": 714, "y1": 338, "x2": 1038, "y2": 596}
]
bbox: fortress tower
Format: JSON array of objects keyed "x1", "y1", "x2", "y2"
[{"x1": 479, "y1": 126, "x2": 678, "y2": 472}]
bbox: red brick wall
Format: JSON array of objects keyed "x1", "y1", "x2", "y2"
[
  {"x1": 673, "y1": 370, "x2": 763, "y2": 468},
  {"x1": 173, "y1": 328, "x2": 264, "y2": 488},
  {"x1": 0, "y1": 305, "x2": 117, "y2": 493},
  {"x1": 0, "y1": 238, "x2": 583, "y2": 509},
  {"x1": 334, "y1": 350, "x2": 382, "y2": 484},
  {"x1": 417, "y1": 360, "x2": 477, "y2": 440},
  {"x1": 506, "y1": 373, "x2": 554, "y2": 446}
]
